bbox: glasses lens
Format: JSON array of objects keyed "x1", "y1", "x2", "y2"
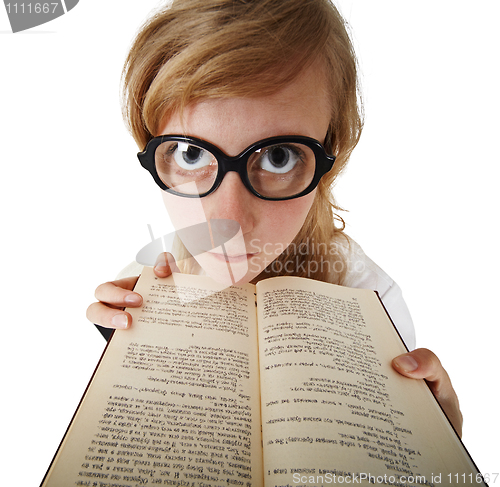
[
  {"x1": 247, "y1": 143, "x2": 316, "y2": 198},
  {"x1": 155, "y1": 140, "x2": 218, "y2": 195}
]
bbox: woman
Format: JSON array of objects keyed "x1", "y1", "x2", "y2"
[{"x1": 86, "y1": 0, "x2": 462, "y2": 435}]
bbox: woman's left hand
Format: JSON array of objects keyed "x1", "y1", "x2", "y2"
[{"x1": 392, "y1": 348, "x2": 463, "y2": 437}]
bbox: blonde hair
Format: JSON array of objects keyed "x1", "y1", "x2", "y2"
[{"x1": 122, "y1": 0, "x2": 363, "y2": 284}]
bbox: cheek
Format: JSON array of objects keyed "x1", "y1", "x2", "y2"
[
  {"x1": 261, "y1": 192, "x2": 316, "y2": 249},
  {"x1": 162, "y1": 191, "x2": 208, "y2": 228}
]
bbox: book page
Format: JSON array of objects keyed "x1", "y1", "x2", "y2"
[
  {"x1": 42, "y1": 268, "x2": 262, "y2": 487},
  {"x1": 256, "y1": 276, "x2": 485, "y2": 487}
]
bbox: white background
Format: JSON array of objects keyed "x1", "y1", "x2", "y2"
[{"x1": 1, "y1": 1, "x2": 498, "y2": 485}]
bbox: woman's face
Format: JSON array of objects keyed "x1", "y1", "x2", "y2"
[{"x1": 159, "y1": 64, "x2": 332, "y2": 285}]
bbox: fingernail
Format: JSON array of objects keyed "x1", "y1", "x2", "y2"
[
  {"x1": 394, "y1": 354, "x2": 419, "y2": 372},
  {"x1": 124, "y1": 293, "x2": 141, "y2": 305},
  {"x1": 154, "y1": 255, "x2": 167, "y2": 270},
  {"x1": 112, "y1": 314, "x2": 129, "y2": 329}
]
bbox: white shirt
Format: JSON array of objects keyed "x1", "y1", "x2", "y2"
[{"x1": 341, "y1": 239, "x2": 416, "y2": 350}]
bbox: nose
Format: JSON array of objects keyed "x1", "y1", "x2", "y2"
[{"x1": 203, "y1": 172, "x2": 256, "y2": 235}]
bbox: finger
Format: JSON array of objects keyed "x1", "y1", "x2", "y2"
[
  {"x1": 392, "y1": 348, "x2": 446, "y2": 383},
  {"x1": 86, "y1": 301, "x2": 133, "y2": 330},
  {"x1": 154, "y1": 252, "x2": 180, "y2": 277},
  {"x1": 94, "y1": 276, "x2": 142, "y2": 307},
  {"x1": 392, "y1": 348, "x2": 463, "y2": 437}
]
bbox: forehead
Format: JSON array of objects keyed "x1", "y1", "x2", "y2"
[{"x1": 158, "y1": 62, "x2": 332, "y2": 155}]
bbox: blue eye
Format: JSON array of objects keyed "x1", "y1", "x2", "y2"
[
  {"x1": 259, "y1": 145, "x2": 301, "y2": 174},
  {"x1": 173, "y1": 142, "x2": 214, "y2": 170}
]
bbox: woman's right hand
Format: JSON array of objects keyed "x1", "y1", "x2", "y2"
[{"x1": 86, "y1": 253, "x2": 179, "y2": 330}]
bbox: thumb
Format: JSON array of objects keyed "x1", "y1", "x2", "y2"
[
  {"x1": 154, "y1": 252, "x2": 180, "y2": 277},
  {"x1": 392, "y1": 348, "x2": 442, "y2": 381}
]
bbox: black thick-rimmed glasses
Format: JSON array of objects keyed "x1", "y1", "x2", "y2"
[{"x1": 137, "y1": 135, "x2": 336, "y2": 201}]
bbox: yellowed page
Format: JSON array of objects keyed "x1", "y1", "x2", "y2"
[
  {"x1": 256, "y1": 276, "x2": 484, "y2": 487},
  {"x1": 42, "y1": 268, "x2": 262, "y2": 486}
]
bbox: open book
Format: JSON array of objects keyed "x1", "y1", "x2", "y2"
[{"x1": 42, "y1": 267, "x2": 486, "y2": 486}]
